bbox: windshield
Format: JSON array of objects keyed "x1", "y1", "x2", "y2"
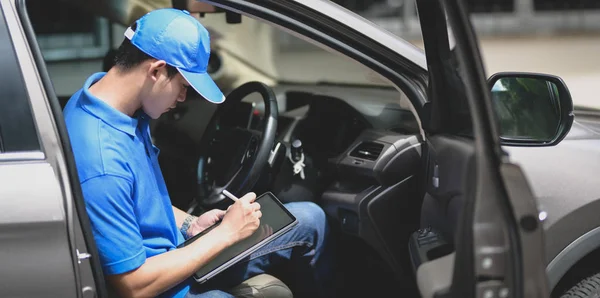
[{"x1": 197, "y1": 12, "x2": 397, "y2": 87}]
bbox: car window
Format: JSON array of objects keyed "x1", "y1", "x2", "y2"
[{"x1": 0, "y1": 6, "x2": 40, "y2": 153}]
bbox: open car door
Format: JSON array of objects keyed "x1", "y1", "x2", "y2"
[{"x1": 414, "y1": 0, "x2": 549, "y2": 297}]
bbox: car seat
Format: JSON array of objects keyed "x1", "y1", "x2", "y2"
[{"x1": 229, "y1": 274, "x2": 293, "y2": 298}]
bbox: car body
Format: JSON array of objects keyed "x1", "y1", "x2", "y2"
[
  {"x1": 0, "y1": 0, "x2": 597, "y2": 297},
  {"x1": 506, "y1": 109, "x2": 600, "y2": 292}
]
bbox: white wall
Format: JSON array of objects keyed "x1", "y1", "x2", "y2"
[{"x1": 410, "y1": 34, "x2": 600, "y2": 110}]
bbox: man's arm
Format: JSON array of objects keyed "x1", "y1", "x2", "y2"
[
  {"x1": 110, "y1": 193, "x2": 261, "y2": 298},
  {"x1": 108, "y1": 223, "x2": 234, "y2": 298},
  {"x1": 172, "y1": 205, "x2": 192, "y2": 229}
]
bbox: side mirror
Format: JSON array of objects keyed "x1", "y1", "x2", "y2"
[{"x1": 488, "y1": 72, "x2": 574, "y2": 146}]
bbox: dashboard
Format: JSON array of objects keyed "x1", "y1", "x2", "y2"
[
  {"x1": 273, "y1": 86, "x2": 421, "y2": 167},
  {"x1": 152, "y1": 82, "x2": 423, "y2": 218},
  {"x1": 288, "y1": 94, "x2": 371, "y2": 159},
  {"x1": 264, "y1": 87, "x2": 424, "y2": 278},
  {"x1": 258, "y1": 86, "x2": 423, "y2": 207}
]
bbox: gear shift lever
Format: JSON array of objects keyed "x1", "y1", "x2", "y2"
[
  {"x1": 289, "y1": 139, "x2": 305, "y2": 179},
  {"x1": 291, "y1": 139, "x2": 303, "y2": 162}
]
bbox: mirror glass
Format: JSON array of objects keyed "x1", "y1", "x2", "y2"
[
  {"x1": 186, "y1": 1, "x2": 219, "y2": 13},
  {"x1": 491, "y1": 77, "x2": 561, "y2": 142}
]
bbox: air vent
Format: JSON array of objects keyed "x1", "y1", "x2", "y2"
[{"x1": 350, "y1": 142, "x2": 384, "y2": 161}]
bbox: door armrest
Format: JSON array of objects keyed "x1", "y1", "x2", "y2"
[{"x1": 416, "y1": 252, "x2": 455, "y2": 298}]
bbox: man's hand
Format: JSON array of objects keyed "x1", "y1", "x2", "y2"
[
  {"x1": 219, "y1": 192, "x2": 262, "y2": 244},
  {"x1": 187, "y1": 209, "x2": 226, "y2": 238}
]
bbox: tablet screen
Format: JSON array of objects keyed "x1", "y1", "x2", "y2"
[{"x1": 179, "y1": 192, "x2": 297, "y2": 281}]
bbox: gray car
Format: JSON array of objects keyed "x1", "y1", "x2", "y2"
[{"x1": 1, "y1": 0, "x2": 598, "y2": 297}]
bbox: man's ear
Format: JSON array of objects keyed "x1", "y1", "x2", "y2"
[{"x1": 147, "y1": 60, "x2": 168, "y2": 81}]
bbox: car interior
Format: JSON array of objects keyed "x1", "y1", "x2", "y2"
[{"x1": 28, "y1": 1, "x2": 477, "y2": 297}]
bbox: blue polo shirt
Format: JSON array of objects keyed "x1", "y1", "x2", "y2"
[{"x1": 64, "y1": 72, "x2": 190, "y2": 298}]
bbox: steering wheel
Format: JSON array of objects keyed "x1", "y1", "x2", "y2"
[{"x1": 197, "y1": 81, "x2": 278, "y2": 208}]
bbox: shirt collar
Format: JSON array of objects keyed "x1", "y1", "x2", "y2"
[{"x1": 79, "y1": 72, "x2": 141, "y2": 137}]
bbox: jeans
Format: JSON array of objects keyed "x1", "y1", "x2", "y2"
[{"x1": 185, "y1": 201, "x2": 334, "y2": 298}]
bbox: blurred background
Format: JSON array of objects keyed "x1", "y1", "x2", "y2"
[
  {"x1": 331, "y1": 0, "x2": 600, "y2": 109},
  {"x1": 29, "y1": 0, "x2": 600, "y2": 109}
]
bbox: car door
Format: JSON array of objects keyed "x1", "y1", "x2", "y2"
[
  {"x1": 1, "y1": 0, "x2": 107, "y2": 297},
  {"x1": 414, "y1": 0, "x2": 549, "y2": 297}
]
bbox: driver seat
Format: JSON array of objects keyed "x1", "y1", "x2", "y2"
[
  {"x1": 106, "y1": 274, "x2": 292, "y2": 297},
  {"x1": 229, "y1": 274, "x2": 293, "y2": 298}
]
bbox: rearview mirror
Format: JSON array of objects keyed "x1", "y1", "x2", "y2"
[
  {"x1": 172, "y1": 0, "x2": 241, "y2": 23},
  {"x1": 173, "y1": 0, "x2": 220, "y2": 13},
  {"x1": 488, "y1": 72, "x2": 574, "y2": 146}
]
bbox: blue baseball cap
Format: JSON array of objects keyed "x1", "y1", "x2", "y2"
[{"x1": 124, "y1": 8, "x2": 225, "y2": 104}]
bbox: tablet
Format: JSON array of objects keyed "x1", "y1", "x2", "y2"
[{"x1": 178, "y1": 192, "x2": 298, "y2": 284}]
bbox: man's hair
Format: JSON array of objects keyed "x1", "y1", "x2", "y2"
[
  {"x1": 102, "y1": 48, "x2": 118, "y2": 72},
  {"x1": 113, "y1": 22, "x2": 179, "y2": 78}
]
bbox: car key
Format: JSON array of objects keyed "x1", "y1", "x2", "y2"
[
  {"x1": 292, "y1": 154, "x2": 306, "y2": 180},
  {"x1": 289, "y1": 139, "x2": 306, "y2": 180}
]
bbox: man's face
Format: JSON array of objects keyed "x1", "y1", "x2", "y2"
[{"x1": 142, "y1": 62, "x2": 189, "y2": 119}]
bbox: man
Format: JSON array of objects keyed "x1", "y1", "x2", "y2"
[{"x1": 63, "y1": 8, "x2": 333, "y2": 298}]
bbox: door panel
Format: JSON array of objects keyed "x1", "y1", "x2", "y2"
[
  {"x1": 1, "y1": 2, "x2": 80, "y2": 296},
  {"x1": 8, "y1": 0, "x2": 107, "y2": 297},
  {"x1": 420, "y1": 135, "x2": 475, "y2": 244},
  {"x1": 416, "y1": 252, "x2": 455, "y2": 298},
  {"x1": 0, "y1": 162, "x2": 77, "y2": 297},
  {"x1": 413, "y1": 0, "x2": 549, "y2": 297},
  {"x1": 411, "y1": 135, "x2": 476, "y2": 297}
]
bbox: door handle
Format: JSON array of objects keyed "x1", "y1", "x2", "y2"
[{"x1": 77, "y1": 249, "x2": 91, "y2": 264}]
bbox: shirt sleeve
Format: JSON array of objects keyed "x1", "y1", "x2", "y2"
[{"x1": 81, "y1": 174, "x2": 146, "y2": 275}]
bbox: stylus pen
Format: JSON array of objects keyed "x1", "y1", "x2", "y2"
[{"x1": 222, "y1": 189, "x2": 239, "y2": 202}]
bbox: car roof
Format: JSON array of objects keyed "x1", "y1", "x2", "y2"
[{"x1": 288, "y1": 0, "x2": 427, "y2": 70}]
